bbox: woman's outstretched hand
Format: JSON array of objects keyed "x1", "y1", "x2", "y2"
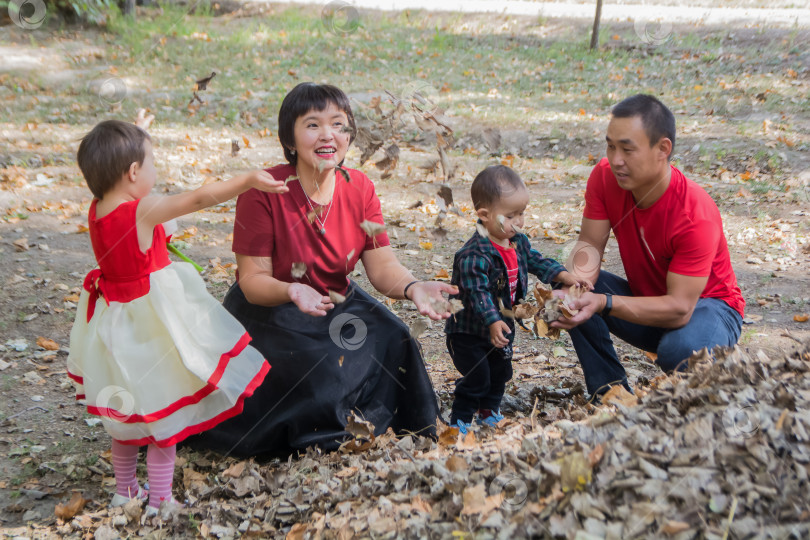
[
  {"x1": 409, "y1": 281, "x2": 459, "y2": 320},
  {"x1": 247, "y1": 170, "x2": 289, "y2": 194},
  {"x1": 289, "y1": 283, "x2": 334, "y2": 316}
]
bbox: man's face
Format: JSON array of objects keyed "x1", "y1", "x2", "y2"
[{"x1": 605, "y1": 115, "x2": 670, "y2": 197}]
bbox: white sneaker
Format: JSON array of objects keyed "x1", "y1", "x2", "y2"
[{"x1": 110, "y1": 486, "x2": 147, "y2": 507}]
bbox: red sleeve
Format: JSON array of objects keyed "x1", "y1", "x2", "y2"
[
  {"x1": 231, "y1": 189, "x2": 274, "y2": 256},
  {"x1": 583, "y1": 159, "x2": 609, "y2": 220},
  {"x1": 669, "y1": 219, "x2": 719, "y2": 277},
  {"x1": 362, "y1": 177, "x2": 391, "y2": 252}
]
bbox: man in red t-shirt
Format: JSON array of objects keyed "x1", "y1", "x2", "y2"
[{"x1": 553, "y1": 95, "x2": 744, "y2": 398}]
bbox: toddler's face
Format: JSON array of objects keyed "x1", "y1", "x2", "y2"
[{"x1": 480, "y1": 187, "x2": 529, "y2": 246}]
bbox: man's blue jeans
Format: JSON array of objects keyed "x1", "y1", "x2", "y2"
[{"x1": 567, "y1": 271, "x2": 743, "y2": 397}]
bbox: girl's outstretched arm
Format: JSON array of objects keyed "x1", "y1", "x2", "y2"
[{"x1": 136, "y1": 170, "x2": 288, "y2": 233}]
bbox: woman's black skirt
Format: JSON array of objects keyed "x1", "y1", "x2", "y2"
[{"x1": 186, "y1": 281, "x2": 439, "y2": 458}]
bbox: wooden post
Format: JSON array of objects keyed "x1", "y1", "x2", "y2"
[{"x1": 590, "y1": 0, "x2": 603, "y2": 50}]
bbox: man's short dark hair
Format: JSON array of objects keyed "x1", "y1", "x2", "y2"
[
  {"x1": 77, "y1": 120, "x2": 151, "y2": 199},
  {"x1": 612, "y1": 94, "x2": 676, "y2": 158},
  {"x1": 471, "y1": 165, "x2": 526, "y2": 210},
  {"x1": 277, "y1": 82, "x2": 356, "y2": 166}
]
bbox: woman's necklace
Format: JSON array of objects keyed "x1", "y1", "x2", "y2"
[{"x1": 300, "y1": 172, "x2": 334, "y2": 236}]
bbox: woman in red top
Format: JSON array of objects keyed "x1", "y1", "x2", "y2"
[{"x1": 189, "y1": 83, "x2": 456, "y2": 457}]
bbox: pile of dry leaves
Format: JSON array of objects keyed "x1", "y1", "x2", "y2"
[{"x1": 10, "y1": 339, "x2": 810, "y2": 539}]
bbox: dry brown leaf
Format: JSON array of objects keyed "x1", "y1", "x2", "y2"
[
  {"x1": 588, "y1": 443, "x2": 605, "y2": 467},
  {"x1": 461, "y1": 483, "x2": 503, "y2": 516},
  {"x1": 54, "y1": 492, "x2": 89, "y2": 520},
  {"x1": 222, "y1": 461, "x2": 246, "y2": 478},
  {"x1": 434, "y1": 268, "x2": 450, "y2": 279},
  {"x1": 446, "y1": 455, "x2": 469, "y2": 472},
  {"x1": 13, "y1": 238, "x2": 29, "y2": 252},
  {"x1": 661, "y1": 521, "x2": 691, "y2": 535},
  {"x1": 475, "y1": 222, "x2": 489, "y2": 239},
  {"x1": 499, "y1": 298, "x2": 515, "y2": 319},
  {"x1": 360, "y1": 220, "x2": 385, "y2": 237},
  {"x1": 514, "y1": 303, "x2": 538, "y2": 320},
  {"x1": 533, "y1": 282, "x2": 554, "y2": 304},
  {"x1": 560, "y1": 452, "x2": 592, "y2": 492},
  {"x1": 438, "y1": 424, "x2": 459, "y2": 446},
  {"x1": 286, "y1": 523, "x2": 309, "y2": 540},
  {"x1": 410, "y1": 319, "x2": 428, "y2": 339},
  {"x1": 338, "y1": 355, "x2": 344, "y2": 367},
  {"x1": 794, "y1": 313, "x2": 809, "y2": 322},
  {"x1": 336, "y1": 466, "x2": 358, "y2": 478},
  {"x1": 36, "y1": 337, "x2": 59, "y2": 351},
  {"x1": 346, "y1": 412, "x2": 374, "y2": 440},
  {"x1": 291, "y1": 262, "x2": 307, "y2": 279},
  {"x1": 602, "y1": 385, "x2": 638, "y2": 408},
  {"x1": 449, "y1": 299, "x2": 464, "y2": 315},
  {"x1": 329, "y1": 290, "x2": 346, "y2": 304},
  {"x1": 457, "y1": 430, "x2": 477, "y2": 450},
  {"x1": 411, "y1": 495, "x2": 432, "y2": 514}
]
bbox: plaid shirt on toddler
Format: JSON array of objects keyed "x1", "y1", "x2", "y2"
[{"x1": 445, "y1": 223, "x2": 567, "y2": 339}]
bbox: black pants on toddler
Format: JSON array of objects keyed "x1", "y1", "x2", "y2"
[{"x1": 447, "y1": 333, "x2": 513, "y2": 424}]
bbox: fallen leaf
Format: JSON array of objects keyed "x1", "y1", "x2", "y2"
[
  {"x1": 560, "y1": 452, "x2": 592, "y2": 492},
  {"x1": 54, "y1": 492, "x2": 89, "y2": 520},
  {"x1": 419, "y1": 240, "x2": 433, "y2": 250},
  {"x1": 449, "y1": 299, "x2": 464, "y2": 315},
  {"x1": 411, "y1": 495, "x2": 432, "y2": 514},
  {"x1": 438, "y1": 424, "x2": 459, "y2": 446},
  {"x1": 602, "y1": 385, "x2": 637, "y2": 408},
  {"x1": 13, "y1": 238, "x2": 29, "y2": 252},
  {"x1": 222, "y1": 461, "x2": 246, "y2": 478},
  {"x1": 36, "y1": 337, "x2": 59, "y2": 351},
  {"x1": 661, "y1": 521, "x2": 691, "y2": 535},
  {"x1": 588, "y1": 444, "x2": 605, "y2": 467},
  {"x1": 329, "y1": 290, "x2": 346, "y2": 304},
  {"x1": 336, "y1": 466, "x2": 358, "y2": 478},
  {"x1": 446, "y1": 455, "x2": 469, "y2": 472},
  {"x1": 794, "y1": 313, "x2": 808, "y2": 323},
  {"x1": 434, "y1": 268, "x2": 450, "y2": 279},
  {"x1": 338, "y1": 355, "x2": 344, "y2": 367}
]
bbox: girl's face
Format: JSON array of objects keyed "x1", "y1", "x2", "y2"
[{"x1": 292, "y1": 102, "x2": 351, "y2": 175}]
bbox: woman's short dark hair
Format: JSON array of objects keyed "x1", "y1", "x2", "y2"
[
  {"x1": 277, "y1": 82, "x2": 356, "y2": 166},
  {"x1": 471, "y1": 165, "x2": 526, "y2": 210},
  {"x1": 611, "y1": 94, "x2": 676, "y2": 159},
  {"x1": 77, "y1": 120, "x2": 151, "y2": 199}
]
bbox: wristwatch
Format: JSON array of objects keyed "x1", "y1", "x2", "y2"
[{"x1": 601, "y1": 293, "x2": 613, "y2": 318}]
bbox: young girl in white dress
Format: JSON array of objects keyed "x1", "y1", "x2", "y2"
[{"x1": 69, "y1": 119, "x2": 288, "y2": 514}]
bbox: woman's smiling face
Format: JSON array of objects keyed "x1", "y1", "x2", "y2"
[{"x1": 292, "y1": 102, "x2": 351, "y2": 174}]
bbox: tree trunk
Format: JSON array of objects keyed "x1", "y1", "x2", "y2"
[
  {"x1": 122, "y1": 0, "x2": 136, "y2": 17},
  {"x1": 590, "y1": 0, "x2": 603, "y2": 50}
]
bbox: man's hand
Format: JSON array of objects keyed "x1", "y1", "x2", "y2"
[
  {"x1": 551, "y1": 291, "x2": 606, "y2": 330},
  {"x1": 488, "y1": 320, "x2": 511, "y2": 348}
]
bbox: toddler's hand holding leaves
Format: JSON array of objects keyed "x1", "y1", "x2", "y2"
[{"x1": 556, "y1": 270, "x2": 593, "y2": 291}]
